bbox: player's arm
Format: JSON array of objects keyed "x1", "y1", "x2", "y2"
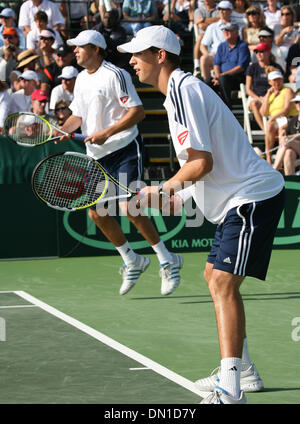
[
  {"x1": 138, "y1": 148, "x2": 213, "y2": 207},
  {"x1": 163, "y1": 148, "x2": 213, "y2": 194},
  {"x1": 84, "y1": 105, "x2": 145, "y2": 145},
  {"x1": 57, "y1": 115, "x2": 82, "y2": 142}
]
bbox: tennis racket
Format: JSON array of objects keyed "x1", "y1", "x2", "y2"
[
  {"x1": 4, "y1": 112, "x2": 86, "y2": 147},
  {"x1": 31, "y1": 151, "x2": 139, "y2": 211}
]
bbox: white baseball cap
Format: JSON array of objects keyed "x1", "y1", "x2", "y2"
[
  {"x1": 58, "y1": 66, "x2": 78, "y2": 79},
  {"x1": 0, "y1": 8, "x2": 15, "y2": 18},
  {"x1": 217, "y1": 1, "x2": 233, "y2": 10},
  {"x1": 268, "y1": 71, "x2": 283, "y2": 80},
  {"x1": 40, "y1": 29, "x2": 55, "y2": 39},
  {"x1": 117, "y1": 25, "x2": 181, "y2": 56},
  {"x1": 18, "y1": 70, "x2": 39, "y2": 82},
  {"x1": 67, "y1": 30, "x2": 107, "y2": 49}
]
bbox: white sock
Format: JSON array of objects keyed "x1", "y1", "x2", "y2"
[
  {"x1": 219, "y1": 357, "x2": 241, "y2": 399},
  {"x1": 241, "y1": 337, "x2": 251, "y2": 371},
  {"x1": 116, "y1": 241, "x2": 137, "y2": 266},
  {"x1": 151, "y1": 240, "x2": 173, "y2": 265},
  {"x1": 194, "y1": 59, "x2": 200, "y2": 69}
]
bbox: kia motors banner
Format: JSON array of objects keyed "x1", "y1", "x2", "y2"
[{"x1": 0, "y1": 178, "x2": 299, "y2": 259}]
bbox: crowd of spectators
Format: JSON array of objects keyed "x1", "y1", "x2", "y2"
[{"x1": 0, "y1": 0, "x2": 299, "y2": 174}]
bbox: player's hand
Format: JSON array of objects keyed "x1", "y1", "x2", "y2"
[
  {"x1": 136, "y1": 186, "x2": 161, "y2": 210},
  {"x1": 84, "y1": 130, "x2": 109, "y2": 145}
]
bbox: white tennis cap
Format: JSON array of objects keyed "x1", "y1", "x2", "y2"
[
  {"x1": 0, "y1": 8, "x2": 15, "y2": 18},
  {"x1": 217, "y1": 1, "x2": 233, "y2": 10},
  {"x1": 268, "y1": 70, "x2": 283, "y2": 80},
  {"x1": 117, "y1": 25, "x2": 181, "y2": 56},
  {"x1": 18, "y1": 70, "x2": 39, "y2": 82},
  {"x1": 58, "y1": 66, "x2": 78, "y2": 79},
  {"x1": 67, "y1": 30, "x2": 107, "y2": 49}
]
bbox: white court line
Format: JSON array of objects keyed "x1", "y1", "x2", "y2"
[
  {"x1": 0, "y1": 305, "x2": 38, "y2": 309},
  {"x1": 15, "y1": 290, "x2": 206, "y2": 398}
]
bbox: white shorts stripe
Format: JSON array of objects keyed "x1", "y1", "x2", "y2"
[
  {"x1": 234, "y1": 203, "x2": 256, "y2": 276},
  {"x1": 242, "y1": 203, "x2": 256, "y2": 275},
  {"x1": 234, "y1": 205, "x2": 246, "y2": 275}
]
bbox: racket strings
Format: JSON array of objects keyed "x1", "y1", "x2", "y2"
[
  {"x1": 34, "y1": 155, "x2": 107, "y2": 209},
  {"x1": 6, "y1": 114, "x2": 51, "y2": 146}
]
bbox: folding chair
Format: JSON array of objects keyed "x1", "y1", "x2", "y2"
[{"x1": 239, "y1": 83, "x2": 266, "y2": 144}]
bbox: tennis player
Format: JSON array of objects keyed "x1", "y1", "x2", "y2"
[
  {"x1": 118, "y1": 25, "x2": 285, "y2": 404},
  {"x1": 58, "y1": 30, "x2": 183, "y2": 296}
]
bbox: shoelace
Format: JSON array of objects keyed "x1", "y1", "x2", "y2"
[{"x1": 159, "y1": 264, "x2": 180, "y2": 279}]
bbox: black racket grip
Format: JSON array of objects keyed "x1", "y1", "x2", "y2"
[{"x1": 71, "y1": 133, "x2": 86, "y2": 141}]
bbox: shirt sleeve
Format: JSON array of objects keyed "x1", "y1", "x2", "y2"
[
  {"x1": 110, "y1": 68, "x2": 142, "y2": 109},
  {"x1": 18, "y1": 3, "x2": 30, "y2": 28},
  {"x1": 173, "y1": 83, "x2": 212, "y2": 160}
]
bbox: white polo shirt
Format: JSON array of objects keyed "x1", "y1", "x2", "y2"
[
  {"x1": 164, "y1": 69, "x2": 284, "y2": 224},
  {"x1": 70, "y1": 60, "x2": 142, "y2": 160},
  {"x1": 18, "y1": 0, "x2": 65, "y2": 30}
]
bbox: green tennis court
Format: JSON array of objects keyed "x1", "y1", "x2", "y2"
[{"x1": 0, "y1": 250, "x2": 299, "y2": 405}]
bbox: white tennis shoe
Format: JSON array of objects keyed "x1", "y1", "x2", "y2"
[
  {"x1": 200, "y1": 386, "x2": 248, "y2": 404},
  {"x1": 195, "y1": 363, "x2": 264, "y2": 393},
  {"x1": 119, "y1": 255, "x2": 150, "y2": 295},
  {"x1": 159, "y1": 253, "x2": 183, "y2": 295}
]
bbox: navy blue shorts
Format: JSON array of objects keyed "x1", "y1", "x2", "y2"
[
  {"x1": 207, "y1": 188, "x2": 285, "y2": 280},
  {"x1": 90, "y1": 134, "x2": 144, "y2": 209}
]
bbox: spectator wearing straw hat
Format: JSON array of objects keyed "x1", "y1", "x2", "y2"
[
  {"x1": 0, "y1": 8, "x2": 26, "y2": 50},
  {"x1": 49, "y1": 65, "x2": 78, "y2": 110},
  {"x1": 15, "y1": 49, "x2": 40, "y2": 72}
]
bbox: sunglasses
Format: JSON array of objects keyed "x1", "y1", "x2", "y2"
[
  {"x1": 255, "y1": 50, "x2": 268, "y2": 53},
  {"x1": 55, "y1": 106, "x2": 67, "y2": 112},
  {"x1": 295, "y1": 101, "x2": 300, "y2": 104},
  {"x1": 281, "y1": 12, "x2": 292, "y2": 16},
  {"x1": 3, "y1": 35, "x2": 15, "y2": 39},
  {"x1": 247, "y1": 11, "x2": 259, "y2": 15}
]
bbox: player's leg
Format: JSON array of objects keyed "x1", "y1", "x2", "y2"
[
  {"x1": 119, "y1": 200, "x2": 183, "y2": 295},
  {"x1": 88, "y1": 207, "x2": 150, "y2": 295}
]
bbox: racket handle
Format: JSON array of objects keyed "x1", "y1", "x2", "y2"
[{"x1": 71, "y1": 133, "x2": 86, "y2": 141}]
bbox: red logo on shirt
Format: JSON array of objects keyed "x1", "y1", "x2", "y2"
[
  {"x1": 178, "y1": 130, "x2": 188, "y2": 145},
  {"x1": 120, "y1": 96, "x2": 129, "y2": 104}
]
